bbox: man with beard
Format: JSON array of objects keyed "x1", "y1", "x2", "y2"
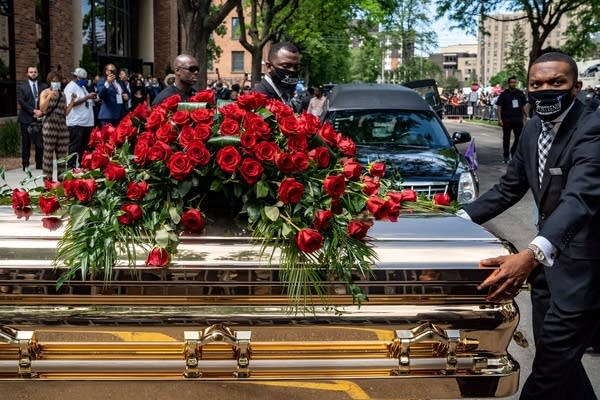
[
  {"x1": 460, "y1": 52, "x2": 600, "y2": 399},
  {"x1": 253, "y1": 42, "x2": 302, "y2": 113},
  {"x1": 152, "y1": 54, "x2": 198, "y2": 106}
]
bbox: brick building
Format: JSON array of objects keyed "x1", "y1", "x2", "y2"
[{"x1": 1, "y1": 0, "x2": 254, "y2": 119}]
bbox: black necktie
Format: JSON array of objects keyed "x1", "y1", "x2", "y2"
[{"x1": 537, "y1": 121, "x2": 555, "y2": 187}]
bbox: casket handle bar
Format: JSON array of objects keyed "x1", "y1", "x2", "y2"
[
  {"x1": 184, "y1": 324, "x2": 252, "y2": 378},
  {"x1": 390, "y1": 322, "x2": 485, "y2": 374}
]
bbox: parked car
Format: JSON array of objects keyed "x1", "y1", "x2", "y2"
[
  {"x1": 322, "y1": 83, "x2": 479, "y2": 203},
  {"x1": 402, "y1": 79, "x2": 445, "y2": 119}
]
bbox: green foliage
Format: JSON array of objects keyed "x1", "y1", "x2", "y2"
[
  {"x1": 397, "y1": 56, "x2": 443, "y2": 82},
  {"x1": 0, "y1": 119, "x2": 20, "y2": 156},
  {"x1": 80, "y1": 46, "x2": 99, "y2": 78},
  {"x1": 562, "y1": 5, "x2": 600, "y2": 60},
  {"x1": 503, "y1": 23, "x2": 527, "y2": 87},
  {"x1": 441, "y1": 76, "x2": 461, "y2": 94},
  {"x1": 489, "y1": 70, "x2": 510, "y2": 88},
  {"x1": 350, "y1": 39, "x2": 382, "y2": 83}
]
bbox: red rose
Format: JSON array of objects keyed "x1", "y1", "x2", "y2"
[
  {"x1": 239, "y1": 157, "x2": 264, "y2": 185},
  {"x1": 155, "y1": 122, "x2": 177, "y2": 143},
  {"x1": 188, "y1": 89, "x2": 216, "y2": 104},
  {"x1": 386, "y1": 199, "x2": 400, "y2": 222},
  {"x1": 292, "y1": 152, "x2": 309, "y2": 173},
  {"x1": 145, "y1": 247, "x2": 170, "y2": 268},
  {"x1": 88, "y1": 126, "x2": 105, "y2": 147},
  {"x1": 266, "y1": 99, "x2": 294, "y2": 119},
  {"x1": 167, "y1": 151, "x2": 194, "y2": 180},
  {"x1": 127, "y1": 181, "x2": 149, "y2": 201},
  {"x1": 130, "y1": 102, "x2": 150, "y2": 121},
  {"x1": 387, "y1": 191, "x2": 403, "y2": 204},
  {"x1": 342, "y1": 160, "x2": 362, "y2": 180},
  {"x1": 219, "y1": 118, "x2": 240, "y2": 136},
  {"x1": 90, "y1": 150, "x2": 110, "y2": 170},
  {"x1": 41, "y1": 216, "x2": 63, "y2": 231},
  {"x1": 254, "y1": 141, "x2": 280, "y2": 162},
  {"x1": 362, "y1": 175, "x2": 380, "y2": 196},
  {"x1": 323, "y1": 175, "x2": 346, "y2": 198},
  {"x1": 11, "y1": 189, "x2": 30, "y2": 210},
  {"x1": 181, "y1": 208, "x2": 205, "y2": 233},
  {"x1": 103, "y1": 161, "x2": 127, "y2": 181},
  {"x1": 278, "y1": 115, "x2": 299, "y2": 136},
  {"x1": 186, "y1": 142, "x2": 211, "y2": 166},
  {"x1": 308, "y1": 146, "x2": 331, "y2": 168},
  {"x1": 38, "y1": 195, "x2": 61, "y2": 215},
  {"x1": 170, "y1": 110, "x2": 191, "y2": 126},
  {"x1": 190, "y1": 108, "x2": 215, "y2": 125},
  {"x1": 74, "y1": 179, "x2": 97, "y2": 202},
  {"x1": 193, "y1": 124, "x2": 212, "y2": 142},
  {"x1": 286, "y1": 134, "x2": 308, "y2": 153},
  {"x1": 111, "y1": 117, "x2": 135, "y2": 146},
  {"x1": 133, "y1": 136, "x2": 154, "y2": 165},
  {"x1": 331, "y1": 198, "x2": 343, "y2": 215},
  {"x1": 44, "y1": 179, "x2": 61, "y2": 191},
  {"x1": 370, "y1": 162, "x2": 386, "y2": 177},
  {"x1": 145, "y1": 107, "x2": 168, "y2": 131},
  {"x1": 295, "y1": 228, "x2": 323, "y2": 253},
  {"x1": 117, "y1": 203, "x2": 143, "y2": 225},
  {"x1": 317, "y1": 122, "x2": 340, "y2": 147},
  {"x1": 275, "y1": 152, "x2": 294, "y2": 174},
  {"x1": 240, "y1": 132, "x2": 258, "y2": 149},
  {"x1": 433, "y1": 193, "x2": 452, "y2": 206},
  {"x1": 366, "y1": 196, "x2": 389, "y2": 220},
  {"x1": 236, "y1": 92, "x2": 268, "y2": 111},
  {"x1": 243, "y1": 114, "x2": 271, "y2": 139},
  {"x1": 215, "y1": 145, "x2": 242, "y2": 174},
  {"x1": 313, "y1": 210, "x2": 333, "y2": 232},
  {"x1": 337, "y1": 137, "x2": 356, "y2": 157},
  {"x1": 401, "y1": 189, "x2": 417, "y2": 202},
  {"x1": 297, "y1": 112, "x2": 320, "y2": 136},
  {"x1": 219, "y1": 102, "x2": 246, "y2": 121},
  {"x1": 63, "y1": 179, "x2": 76, "y2": 198},
  {"x1": 149, "y1": 141, "x2": 172, "y2": 162},
  {"x1": 347, "y1": 220, "x2": 372, "y2": 240},
  {"x1": 160, "y1": 95, "x2": 181, "y2": 111},
  {"x1": 178, "y1": 125, "x2": 197, "y2": 148},
  {"x1": 278, "y1": 178, "x2": 305, "y2": 204}
]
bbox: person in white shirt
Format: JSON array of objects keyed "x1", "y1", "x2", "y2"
[
  {"x1": 307, "y1": 86, "x2": 325, "y2": 117},
  {"x1": 64, "y1": 67, "x2": 96, "y2": 168}
]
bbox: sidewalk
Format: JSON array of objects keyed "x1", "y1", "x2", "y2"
[{"x1": 1, "y1": 167, "x2": 46, "y2": 190}]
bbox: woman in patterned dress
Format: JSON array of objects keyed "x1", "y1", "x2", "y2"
[{"x1": 39, "y1": 71, "x2": 74, "y2": 180}]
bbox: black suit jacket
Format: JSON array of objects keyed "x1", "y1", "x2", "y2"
[
  {"x1": 463, "y1": 100, "x2": 600, "y2": 311},
  {"x1": 17, "y1": 80, "x2": 48, "y2": 124}
]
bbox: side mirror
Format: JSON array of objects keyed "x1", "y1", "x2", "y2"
[{"x1": 452, "y1": 131, "x2": 472, "y2": 145}]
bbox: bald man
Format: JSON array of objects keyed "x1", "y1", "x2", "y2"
[{"x1": 152, "y1": 54, "x2": 199, "y2": 106}]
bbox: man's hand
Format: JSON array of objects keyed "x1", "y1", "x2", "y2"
[
  {"x1": 33, "y1": 109, "x2": 43, "y2": 118},
  {"x1": 478, "y1": 250, "x2": 538, "y2": 301},
  {"x1": 498, "y1": 120, "x2": 503, "y2": 127}
]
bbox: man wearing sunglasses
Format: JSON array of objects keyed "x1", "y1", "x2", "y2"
[
  {"x1": 97, "y1": 63, "x2": 130, "y2": 127},
  {"x1": 152, "y1": 54, "x2": 199, "y2": 107}
]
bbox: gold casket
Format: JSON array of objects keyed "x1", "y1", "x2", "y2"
[{"x1": 0, "y1": 206, "x2": 519, "y2": 398}]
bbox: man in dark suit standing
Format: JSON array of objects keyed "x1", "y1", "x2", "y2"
[
  {"x1": 460, "y1": 52, "x2": 600, "y2": 399},
  {"x1": 97, "y1": 63, "x2": 130, "y2": 127},
  {"x1": 17, "y1": 65, "x2": 47, "y2": 170}
]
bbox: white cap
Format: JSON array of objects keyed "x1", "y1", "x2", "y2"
[{"x1": 72, "y1": 67, "x2": 87, "y2": 79}]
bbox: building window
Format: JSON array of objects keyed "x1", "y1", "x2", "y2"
[
  {"x1": 231, "y1": 17, "x2": 240, "y2": 40},
  {"x1": 82, "y1": 0, "x2": 131, "y2": 58},
  {"x1": 0, "y1": 0, "x2": 15, "y2": 116},
  {"x1": 232, "y1": 51, "x2": 244, "y2": 72}
]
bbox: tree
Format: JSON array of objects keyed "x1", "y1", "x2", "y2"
[
  {"x1": 178, "y1": 0, "x2": 240, "y2": 88},
  {"x1": 396, "y1": 56, "x2": 442, "y2": 82},
  {"x1": 236, "y1": 0, "x2": 300, "y2": 86},
  {"x1": 489, "y1": 70, "x2": 510, "y2": 88},
  {"x1": 350, "y1": 39, "x2": 382, "y2": 83},
  {"x1": 435, "y1": 0, "x2": 600, "y2": 67},
  {"x1": 503, "y1": 23, "x2": 527, "y2": 87},
  {"x1": 441, "y1": 75, "x2": 461, "y2": 94},
  {"x1": 562, "y1": 6, "x2": 600, "y2": 59}
]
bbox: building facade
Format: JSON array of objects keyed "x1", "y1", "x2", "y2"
[
  {"x1": 430, "y1": 44, "x2": 478, "y2": 86},
  {"x1": 478, "y1": 12, "x2": 572, "y2": 86},
  {"x1": 1, "y1": 0, "x2": 253, "y2": 119}
]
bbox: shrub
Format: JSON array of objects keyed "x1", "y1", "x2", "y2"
[{"x1": 0, "y1": 119, "x2": 20, "y2": 156}]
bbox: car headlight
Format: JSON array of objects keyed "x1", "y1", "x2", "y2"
[{"x1": 457, "y1": 172, "x2": 478, "y2": 203}]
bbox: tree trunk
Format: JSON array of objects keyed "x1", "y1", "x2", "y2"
[{"x1": 250, "y1": 47, "x2": 264, "y2": 86}]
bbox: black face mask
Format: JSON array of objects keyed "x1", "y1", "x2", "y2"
[
  {"x1": 528, "y1": 89, "x2": 574, "y2": 121},
  {"x1": 269, "y1": 66, "x2": 299, "y2": 91}
]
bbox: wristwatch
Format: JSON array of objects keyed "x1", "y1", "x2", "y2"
[{"x1": 527, "y1": 243, "x2": 546, "y2": 264}]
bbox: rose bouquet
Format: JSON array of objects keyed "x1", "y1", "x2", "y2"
[{"x1": 2, "y1": 90, "x2": 454, "y2": 305}]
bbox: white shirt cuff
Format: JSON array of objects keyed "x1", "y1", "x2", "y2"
[
  {"x1": 456, "y1": 209, "x2": 472, "y2": 221},
  {"x1": 104, "y1": 81, "x2": 110, "y2": 88},
  {"x1": 530, "y1": 236, "x2": 557, "y2": 266}
]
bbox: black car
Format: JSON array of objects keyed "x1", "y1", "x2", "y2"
[{"x1": 322, "y1": 83, "x2": 479, "y2": 203}]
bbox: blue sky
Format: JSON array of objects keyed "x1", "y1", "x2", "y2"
[{"x1": 432, "y1": 16, "x2": 478, "y2": 49}]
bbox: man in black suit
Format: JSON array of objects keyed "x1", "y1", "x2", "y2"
[
  {"x1": 460, "y1": 52, "x2": 600, "y2": 399},
  {"x1": 17, "y1": 65, "x2": 47, "y2": 170}
]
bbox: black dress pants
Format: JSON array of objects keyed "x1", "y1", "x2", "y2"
[
  {"x1": 502, "y1": 120, "x2": 524, "y2": 160},
  {"x1": 20, "y1": 122, "x2": 43, "y2": 169},
  {"x1": 521, "y1": 267, "x2": 600, "y2": 400}
]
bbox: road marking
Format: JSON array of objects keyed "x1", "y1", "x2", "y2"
[{"x1": 244, "y1": 380, "x2": 371, "y2": 399}]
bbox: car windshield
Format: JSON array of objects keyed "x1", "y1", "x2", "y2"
[{"x1": 328, "y1": 109, "x2": 450, "y2": 149}]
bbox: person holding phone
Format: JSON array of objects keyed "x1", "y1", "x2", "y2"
[
  {"x1": 39, "y1": 71, "x2": 71, "y2": 180},
  {"x1": 64, "y1": 67, "x2": 96, "y2": 168},
  {"x1": 97, "y1": 63, "x2": 130, "y2": 127}
]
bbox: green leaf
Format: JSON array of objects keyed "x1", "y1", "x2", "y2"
[
  {"x1": 178, "y1": 179, "x2": 192, "y2": 197},
  {"x1": 264, "y1": 206, "x2": 280, "y2": 222},
  {"x1": 246, "y1": 202, "x2": 261, "y2": 223},
  {"x1": 169, "y1": 207, "x2": 180, "y2": 224},
  {"x1": 256, "y1": 180, "x2": 269, "y2": 198},
  {"x1": 207, "y1": 135, "x2": 241, "y2": 148},
  {"x1": 281, "y1": 222, "x2": 292, "y2": 236},
  {"x1": 70, "y1": 205, "x2": 92, "y2": 231},
  {"x1": 155, "y1": 227, "x2": 170, "y2": 248},
  {"x1": 177, "y1": 102, "x2": 207, "y2": 111},
  {"x1": 210, "y1": 180, "x2": 223, "y2": 192}
]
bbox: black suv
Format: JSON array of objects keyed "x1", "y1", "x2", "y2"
[{"x1": 322, "y1": 83, "x2": 478, "y2": 203}]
